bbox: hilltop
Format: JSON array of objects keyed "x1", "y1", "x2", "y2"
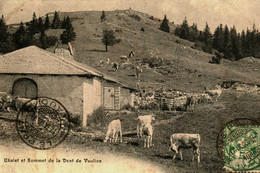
[{"x1": 15, "y1": 9, "x2": 260, "y2": 92}]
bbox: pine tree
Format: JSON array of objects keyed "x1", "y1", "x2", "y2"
[
  {"x1": 62, "y1": 17, "x2": 66, "y2": 29},
  {"x1": 251, "y1": 23, "x2": 258, "y2": 56},
  {"x1": 13, "y1": 22, "x2": 30, "y2": 49},
  {"x1": 102, "y1": 30, "x2": 119, "y2": 52},
  {"x1": 245, "y1": 28, "x2": 252, "y2": 56},
  {"x1": 240, "y1": 30, "x2": 246, "y2": 57},
  {"x1": 230, "y1": 26, "x2": 241, "y2": 60},
  {"x1": 223, "y1": 25, "x2": 233, "y2": 59},
  {"x1": 44, "y1": 14, "x2": 50, "y2": 29},
  {"x1": 0, "y1": 15, "x2": 8, "y2": 43},
  {"x1": 65, "y1": 17, "x2": 72, "y2": 28},
  {"x1": 179, "y1": 17, "x2": 189, "y2": 39},
  {"x1": 51, "y1": 11, "x2": 61, "y2": 29},
  {"x1": 40, "y1": 31, "x2": 48, "y2": 49},
  {"x1": 159, "y1": 15, "x2": 170, "y2": 33},
  {"x1": 189, "y1": 23, "x2": 199, "y2": 41},
  {"x1": 60, "y1": 17, "x2": 76, "y2": 44},
  {"x1": 213, "y1": 25, "x2": 221, "y2": 51},
  {"x1": 38, "y1": 17, "x2": 45, "y2": 35},
  {"x1": 100, "y1": 11, "x2": 106, "y2": 22},
  {"x1": 0, "y1": 15, "x2": 15, "y2": 53},
  {"x1": 203, "y1": 23, "x2": 212, "y2": 43},
  {"x1": 28, "y1": 12, "x2": 39, "y2": 36},
  {"x1": 202, "y1": 23, "x2": 213, "y2": 53}
]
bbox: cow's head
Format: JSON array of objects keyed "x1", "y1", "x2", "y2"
[{"x1": 169, "y1": 144, "x2": 178, "y2": 153}]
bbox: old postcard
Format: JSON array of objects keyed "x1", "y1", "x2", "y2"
[{"x1": 0, "y1": 0, "x2": 259, "y2": 172}]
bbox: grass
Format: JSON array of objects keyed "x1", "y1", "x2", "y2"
[
  {"x1": 30, "y1": 9, "x2": 259, "y2": 92},
  {"x1": 0, "y1": 90, "x2": 259, "y2": 172},
  {"x1": 66, "y1": 90, "x2": 259, "y2": 173}
]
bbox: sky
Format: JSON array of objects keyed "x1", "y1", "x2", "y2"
[{"x1": 0, "y1": 0, "x2": 259, "y2": 32}]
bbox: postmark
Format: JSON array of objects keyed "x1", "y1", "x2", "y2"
[
  {"x1": 223, "y1": 126, "x2": 260, "y2": 172},
  {"x1": 16, "y1": 97, "x2": 70, "y2": 150},
  {"x1": 216, "y1": 118, "x2": 260, "y2": 159}
]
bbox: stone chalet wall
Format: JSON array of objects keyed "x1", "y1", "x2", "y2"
[{"x1": 0, "y1": 74, "x2": 95, "y2": 116}]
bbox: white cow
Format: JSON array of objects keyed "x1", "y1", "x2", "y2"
[
  {"x1": 104, "y1": 119, "x2": 122, "y2": 143},
  {"x1": 137, "y1": 115, "x2": 155, "y2": 137},
  {"x1": 169, "y1": 133, "x2": 201, "y2": 163},
  {"x1": 142, "y1": 124, "x2": 153, "y2": 148}
]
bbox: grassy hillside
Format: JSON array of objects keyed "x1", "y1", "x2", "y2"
[{"x1": 30, "y1": 10, "x2": 260, "y2": 91}]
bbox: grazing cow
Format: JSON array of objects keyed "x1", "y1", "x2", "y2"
[
  {"x1": 104, "y1": 119, "x2": 122, "y2": 143},
  {"x1": 135, "y1": 66, "x2": 143, "y2": 80},
  {"x1": 129, "y1": 51, "x2": 135, "y2": 58},
  {"x1": 99, "y1": 60, "x2": 104, "y2": 66},
  {"x1": 120, "y1": 55, "x2": 129, "y2": 63},
  {"x1": 112, "y1": 62, "x2": 119, "y2": 71},
  {"x1": 169, "y1": 133, "x2": 201, "y2": 163},
  {"x1": 142, "y1": 124, "x2": 153, "y2": 148},
  {"x1": 137, "y1": 115, "x2": 155, "y2": 137},
  {"x1": 13, "y1": 98, "x2": 37, "y2": 112},
  {"x1": 106, "y1": 58, "x2": 110, "y2": 64}
]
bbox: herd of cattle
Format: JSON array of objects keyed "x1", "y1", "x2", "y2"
[
  {"x1": 103, "y1": 115, "x2": 201, "y2": 163},
  {"x1": 134, "y1": 85, "x2": 223, "y2": 111}
]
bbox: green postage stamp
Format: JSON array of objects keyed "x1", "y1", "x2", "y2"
[{"x1": 224, "y1": 126, "x2": 260, "y2": 172}]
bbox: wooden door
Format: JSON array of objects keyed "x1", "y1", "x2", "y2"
[
  {"x1": 12, "y1": 78, "x2": 38, "y2": 98},
  {"x1": 103, "y1": 87, "x2": 115, "y2": 110}
]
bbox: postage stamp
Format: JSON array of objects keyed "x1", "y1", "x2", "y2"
[
  {"x1": 216, "y1": 118, "x2": 260, "y2": 159},
  {"x1": 224, "y1": 125, "x2": 260, "y2": 172},
  {"x1": 16, "y1": 97, "x2": 70, "y2": 150}
]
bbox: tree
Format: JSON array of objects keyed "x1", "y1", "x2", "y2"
[
  {"x1": 230, "y1": 26, "x2": 241, "y2": 60},
  {"x1": 13, "y1": 22, "x2": 30, "y2": 49},
  {"x1": 189, "y1": 23, "x2": 199, "y2": 41},
  {"x1": 159, "y1": 15, "x2": 170, "y2": 33},
  {"x1": 202, "y1": 23, "x2": 213, "y2": 53},
  {"x1": 60, "y1": 17, "x2": 76, "y2": 44},
  {"x1": 28, "y1": 12, "x2": 39, "y2": 36},
  {"x1": 0, "y1": 15, "x2": 15, "y2": 53},
  {"x1": 223, "y1": 25, "x2": 233, "y2": 60},
  {"x1": 38, "y1": 17, "x2": 45, "y2": 34},
  {"x1": 62, "y1": 17, "x2": 66, "y2": 29},
  {"x1": 51, "y1": 11, "x2": 61, "y2": 29},
  {"x1": 179, "y1": 17, "x2": 189, "y2": 39},
  {"x1": 102, "y1": 30, "x2": 120, "y2": 52},
  {"x1": 100, "y1": 11, "x2": 106, "y2": 22},
  {"x1": 44, "y1": 14, "x2": 50, "y2": 29},
  {"x1": 240, "y1": 30, "x2": 246, "y2": 57}
]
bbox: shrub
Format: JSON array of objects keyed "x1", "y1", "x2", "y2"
[
  {"x1": 129, "y1": 14, "x2": 141, "y2": 21},
  {"x1": 88, "y1": 106, "x2": 106, "y2": 126},
  {"x1": 142, "y1": 57, "x2": 164, "y2": 68},
  {"x1": 149, "y1": 16, "x2": 154, "y2": 20},
  {"x1": 70, "y1": 114, "x2": 82, "y2": 126}
]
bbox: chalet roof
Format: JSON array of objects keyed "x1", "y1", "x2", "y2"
[
  {"x1": 0, "y1": 46, "x2": 135, "y2": 90},
  {"x1": 0, "y1": 46, "x2": 102, "y2": 76}
]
